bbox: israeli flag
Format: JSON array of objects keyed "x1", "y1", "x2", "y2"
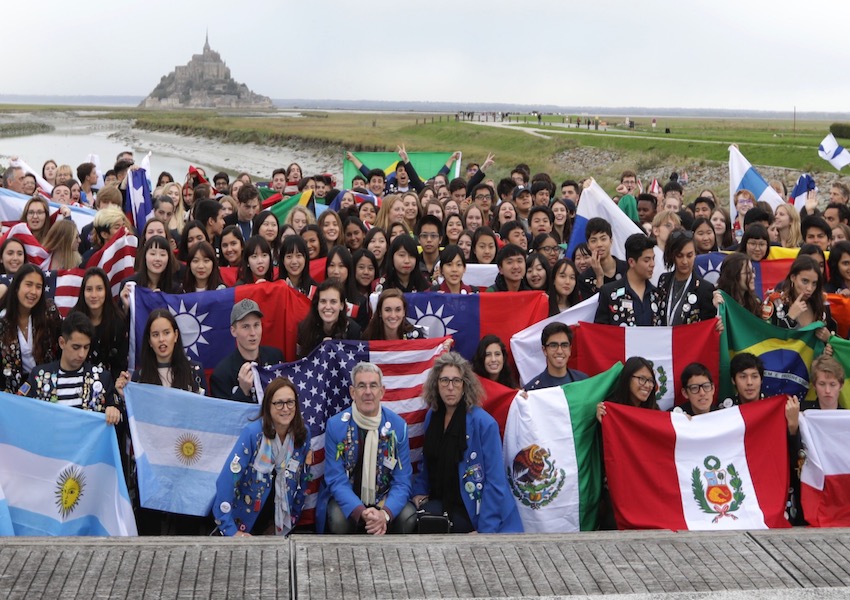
[
  {"x1": 0, "y1": 392, "x2": 136, "y2": 536},
  {"x1": 819, "y1": 134, "x2": 850, "y2": 171},
  {"x1": 125, "y1": 383, "x2": 257, "y2": 517},
  {"x1": 728, "y1": 146, "x2": 785, "y2": 225},
  {"x1": 567, "y1": 179, "x2": 643, "y2": 260}
]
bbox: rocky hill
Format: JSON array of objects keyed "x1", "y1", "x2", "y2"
[{"x1": 140, "y1": 34, "x2": 272, "y2": 109}]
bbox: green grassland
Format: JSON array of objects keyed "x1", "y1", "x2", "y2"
[{"x1": 0, "y1": 105, "x2": 841, "y2": 193}]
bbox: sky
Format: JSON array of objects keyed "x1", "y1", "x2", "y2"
[{"x1": 6, "y1": 0, "x2": 849, "y2": 112}]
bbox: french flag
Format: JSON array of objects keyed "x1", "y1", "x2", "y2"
[
  {"x1": 819, "y1": 134, "x2": 850, "y2": 171},
  {"x1": 789, "y1": 173, "x2": 817, "y2": 212},
  {"x1": 728, "y1": 146, "x2": 784, "y2": 224},
  {"x1": 567, "y1": 179, "x2": 643, "y2": 261}
]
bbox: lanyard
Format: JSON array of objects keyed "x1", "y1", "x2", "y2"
[{"x1": 667, "y1": 274, "x2": 692, "y2": 325}]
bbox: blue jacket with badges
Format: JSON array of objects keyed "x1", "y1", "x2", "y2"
[
  {"x1": 213, "y1": 420, "x2": 311, "y2": 536},
  {"x1": 412, "y1": 406, "x2": 523, "y2": 533},
  {"x1": 316, "y1": 405, "x2": 411, "y2": 533}
]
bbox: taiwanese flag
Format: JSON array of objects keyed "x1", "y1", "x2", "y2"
[
  {"x1": 695, "y1": 252, "x2": 793, "y2": 298},
  {"x1": 129, "y1": 280, "x2": 310, "y2": 376},
  {"x1": 602, "y1": 397, "x2": 791, "y2": 530},
  {"x1": 404, "y1": 291, "x2": 549, "y2": 361},
  {"x1": 218, "y1": 266, "x2": 280, "y2": 288},
  {"x1": 575, "y1": 320, "x2": 720, "y2": 410},
  {"x1": 800, "y1": 410, "x2": 850, "y2": 527}
]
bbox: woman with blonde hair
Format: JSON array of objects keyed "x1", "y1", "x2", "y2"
[
  {"x1": 162, "y1": 182, "x2": 187, "y2": 233},
  {"x1": 283, "y1": 205, "x2": 315, "y2": 235},
  {"x1": 400, "y1": 191, "x2": 421, "y2": 233},
  {"x1": 55, "y1": 164, "x2": 73, "y2": 186},
  {"x1": 774, "y1": 203, "x2": 802, "y2": 248},
  {"x1": 42, "y1": 219, "x2": 81, "y2": 270},
  {"x1": 373, "y1": 194, "x2": 405, "y2": 231}
]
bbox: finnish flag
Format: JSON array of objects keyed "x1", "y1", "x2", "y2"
[{"x1": 819, "y1": 134, "x2": 850, "y2": 171}]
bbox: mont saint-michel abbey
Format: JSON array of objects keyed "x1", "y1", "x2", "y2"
[{"x1": 140, "y1": 33, "x2": 273, "y2": 109}]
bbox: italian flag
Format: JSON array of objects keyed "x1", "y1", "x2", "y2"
[
  {"x1": 602, "y1": 397, "x2": 790, "y2": 530},
  {"x1": 799, "y1": 410, "x2": 850, "y2": 526},
  {"x1": 575, "y1": 320, "x2": 720, "y2": 410},
  {"x1": 503, "y1": 364, "x2": 622, "y2": 532}
]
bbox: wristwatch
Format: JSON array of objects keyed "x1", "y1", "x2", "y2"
[{"x1": 383, "y1": 509, "x2": 390, "y2": 523}]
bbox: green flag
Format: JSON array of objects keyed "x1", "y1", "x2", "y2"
[
  {"x1": 819, "y1": 336, "x2": 850, "y2": 408},
  {"x1": 343, "y1": 151, "x2": 457, "y2": 189},
  {"x1": 718, "y1": 291, "x2": 824, "y2": 401},
  {"x1": 269, "y1": 189, "x2": 314, "y2": 224},
  {"x1": 503, "y1": 363, "x2": 622, "y2": 532}
]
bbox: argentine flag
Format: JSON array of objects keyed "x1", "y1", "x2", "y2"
[
  {"x1": 125, "y1": 383, "x2": 257, "y2": 517},
  {"x1": 0, "y1": 481, "x2": 14, "y2": 536},
  {"x1": 819, "y1": 134, "x2": 850, "y2": 171},
  {"x1": 728, "y1": 146, "x2": 785, "y2": 224},
  {"x1": 567, "y1": 179, "x2": 643, "y2": 260},
  {"x1": 0, "y1": 392, "x2": 136, "y2": 536}
]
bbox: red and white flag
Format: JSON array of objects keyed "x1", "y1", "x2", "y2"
[
  {"x1": 575, "y1": 320, "x2": 720, "y2": 410},
  {"x1": 800, "y1": 410, "x2": 850, "y2": 527},
  {"x1": 602, "y1": 397, "x2": 791, "y2": 530},
  {"x1": 0, "y1": 223, "x2": 50, "y2": 269}
]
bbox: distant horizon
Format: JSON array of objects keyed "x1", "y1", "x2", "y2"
[{"x1": 0, "y1": 95, "x2": 847, "y2": 121}]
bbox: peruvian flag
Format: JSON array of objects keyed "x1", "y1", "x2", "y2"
[
  {"x1": 799, "y1": 410, "x2": 850, "y2": 526},
  {"x1": 575, "y1": 320, "x2": 720, "y2": 410},
  {"x1": 602, "y1": 397, "x2": 791, "y2": 530}
]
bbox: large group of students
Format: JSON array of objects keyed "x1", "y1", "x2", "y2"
[{"x1": 0, "y1": 146, "x2": 847, "y2": 535}]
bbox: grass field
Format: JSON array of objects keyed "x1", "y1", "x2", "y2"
[{"x1": 0, "y1": 104, "x2": 842, "y2": 194}]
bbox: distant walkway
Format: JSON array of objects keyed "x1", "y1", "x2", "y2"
[
  {"x1": 464, "y1": 120, "x2": 814, "y2": 150},
  {"x1": 5, "y1": 528, "x2": 850, "y2": 599}
]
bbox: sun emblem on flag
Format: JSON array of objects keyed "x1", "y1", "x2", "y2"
[
  {"x1": 692, "y1": 455, "x2": 745, "y2": 522},
  {"x1": 508, "y1": 444, "x2": 566, "y2": 509},
  {"x1": 696, "y1": 257, "x2": 722, "y2": 284},
  {"x1": 168, "y1": 300, "x2": 212, "y2": 358},
  {"x1": 55, "y1": 466, "x2": 86, "y2": 519},
  {"x1": 409, "y1": 301, "x2": 458, "y2": 338},
  {"x1": 175, "y1": 433, "x2": 203, "y2": 465}
]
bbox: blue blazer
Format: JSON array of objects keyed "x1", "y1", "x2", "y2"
[
  {"x1": 412, "y1": 406, "x2": 523, "y2": 533},
  {"x1": 316, "y1": 405, "x2": 412, "y2": 533},
  {"x1": 213, "y1": 420, "x2": 311, "y2": 536}
]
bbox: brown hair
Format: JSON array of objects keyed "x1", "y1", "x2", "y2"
[{"x1": 261, "y1": 377, "x2": 308, "y2": 447}]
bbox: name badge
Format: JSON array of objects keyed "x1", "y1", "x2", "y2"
[
  {"x1": 621, "y1": 299, "x2": 633, "y2": 311},
  {"x1": 383, "y1": 456, "x2": 397, "y2": 470},
  {"x1": 286, "y1": 459, "x2": 300, "y2": 473}
]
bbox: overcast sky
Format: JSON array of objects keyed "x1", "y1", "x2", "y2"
[{"x1": 7, "y1": 0, "x2": 847, "y2": 112}]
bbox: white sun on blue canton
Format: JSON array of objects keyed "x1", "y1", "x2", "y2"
[
  {"x1": 410, "y1": 301, "x2": 458, "y2": 338},
  {"x1": 168, "y1": 300, "x2": 212, "y2": 358},
  {"x1": 697, "y1": 256, "x2": 722, "y2": 284}
]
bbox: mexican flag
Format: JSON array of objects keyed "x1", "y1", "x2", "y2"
[
  {"x1": 602, "y1": 397, "x2": 790, "y2": 530},
  {"x1": 800, "y1": 410, "x2": 850, "y2": 526},
  {"x1": 503, "y1": 364, "x2": 622, "y2": 532},
  {"x1": 718, "y1": 291, "x2": 824, "y2": 401},
  {"x1": 574, "y1": 320, "x2": 720, "y2": 410}
]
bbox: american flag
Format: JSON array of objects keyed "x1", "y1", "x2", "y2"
[
  {"x1": 255, "y1": 336, "x2": 447, "y2": 525},
  {"x1": 0, "y1": 223, "x2": 50, "y2": 269},
  {"x1": 23, "y1": 229, "x2": 136, "y2": 316}
]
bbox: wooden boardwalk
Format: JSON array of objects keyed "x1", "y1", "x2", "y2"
[{"x1": 3, "y1": 529, "x2": 850, "y2": 599}]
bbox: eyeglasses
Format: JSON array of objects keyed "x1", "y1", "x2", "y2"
[
  {"x1": 545, "y1": 341, "x2": 571, "y2": 350},
  {"x1": 685, "y1": 382, "x2": 714, "y2": 394},
  {"x1": 418, "y1": 233, "x2": 440, "y2": 240},
  {"x1": 271, "y1": 399, "x2": 296, "y2": 410},
  {"x1": 539, "y1": 245, "x2": 560, "y2": 254},
  {"x1": 438, "y1": 377, "x2": 463, "y2": 388},
  {"x1": 354, "y1": 382, "x2": 381, "y2": 391},
  {"x1": 736, "y1": 199, "x2": 754, "y2": 207},
  {"x1": 632, "y1": 375, "x2": 655, "y2": 387},
  {"x1": 670, "y1": 230, "x2": 693, "y2": 241},
  {"x1": 746, "y1": 240, "x2": 768, "y2": 249},
  {"x1": 474, "y1": 194, "x2": 492, "y2": 201},
  {"x1": 26, "y1": 210, "x2": 46, "y2": 217}
]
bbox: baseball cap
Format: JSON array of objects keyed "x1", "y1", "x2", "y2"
[{"x1": 230, "y1": 299, "x2": 264, "y2": 325}]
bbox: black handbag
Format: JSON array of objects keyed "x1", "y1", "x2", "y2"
[{"x1": 416, "y1": 509, "x2": 452, "y2": 534}]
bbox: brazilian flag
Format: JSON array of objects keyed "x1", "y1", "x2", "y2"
[
  {"x1": 269, "y1": 189, "x2": 315, "y2": 224},
  {"x1": 718, "y1": 291, "x2": 824, "y2": 401},
  {"x1": 342, "y1": 151, "x2": 457, "y2": 189}
]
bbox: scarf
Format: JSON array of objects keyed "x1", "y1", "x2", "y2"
[
  {"x1": 351, "y1": 403, "x2": 382, "y2": 506},
  {"x1": 423, "y1": 404, "x2": 467, "y2": 510},
  {"x1": 254, "y1": 432, "x2": 295, "y2": 536}
]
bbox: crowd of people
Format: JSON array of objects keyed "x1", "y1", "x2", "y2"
[{"x1": 0, "y1": 145, "x2": 847, "y2": 535}]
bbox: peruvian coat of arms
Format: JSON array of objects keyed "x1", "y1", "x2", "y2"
[{"x1": 691, "y1": 455, "x2": 745, "y2": 523}]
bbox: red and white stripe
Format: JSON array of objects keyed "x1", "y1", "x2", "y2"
[
  {"x1": 800, "y1": 410, "x2": 850, "y2": 527},
  {"x1": 1, "y1": 223, "x2": 50, "y2": 269}
]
